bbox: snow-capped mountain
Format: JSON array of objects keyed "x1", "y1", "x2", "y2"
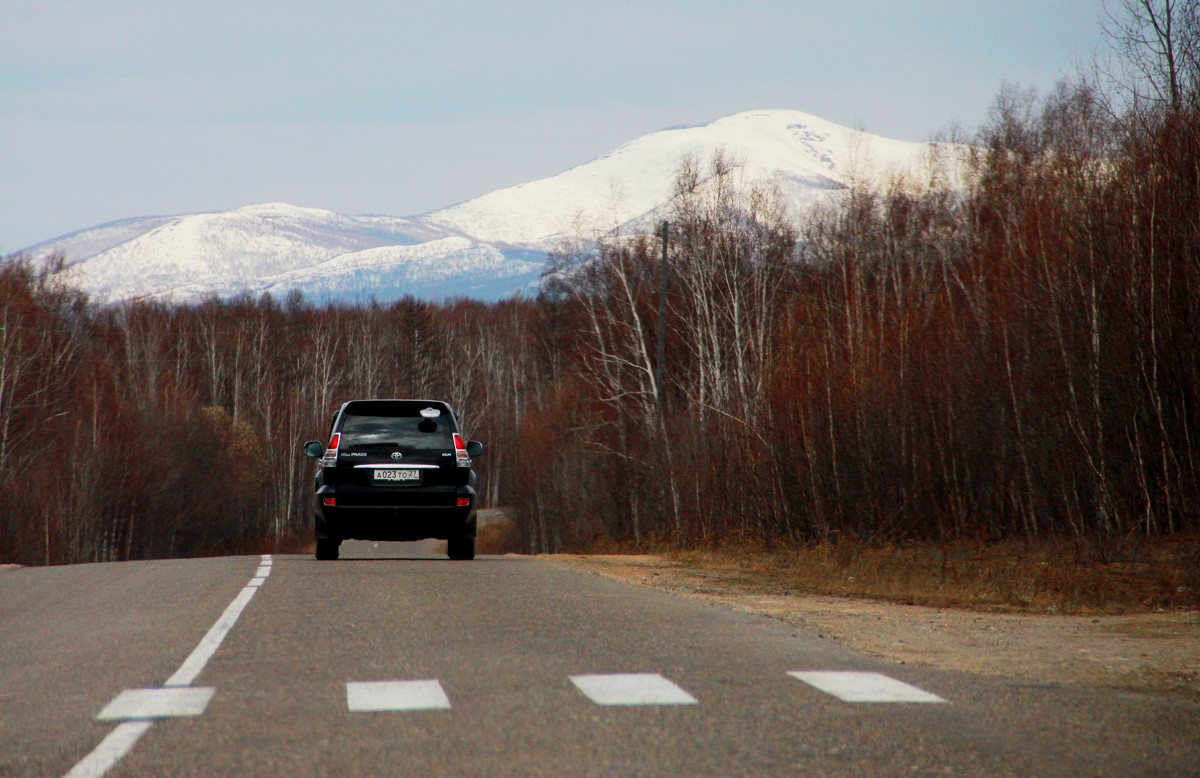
[
  {"x1": 424, "y1": 110, "x2": 940, "y2": 247},
  {"x1": 21, "y1": 110, "x2": 947, "y2": 304}
]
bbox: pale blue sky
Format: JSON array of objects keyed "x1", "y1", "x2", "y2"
[{"x1": 3, "y1": 0, "x2": 1103, "y2": 251}]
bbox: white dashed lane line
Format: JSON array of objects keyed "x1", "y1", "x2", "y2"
[
  {"x1": 343, "y1": 671, "x2": 946, "y2": 712},
  {"x1": 64, "y1": 555, "x2": 273, "y2": 778},
  {"x1": 789, "y1": 671, "x2": 947, "y2": 703},
  {"x1": 569, "y1": 673, "x2": 699, "y2": 706},
  {"x1": 346, "y1": 680, "x2": 453, "y2": 712},
  {"x1": 97, "y1": 688, "x2": 216, "y2": 721}
]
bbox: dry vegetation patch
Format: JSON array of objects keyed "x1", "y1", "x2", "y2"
[
  {"x1": 548, "y1": 538, "x2": 1200, "y2": 698},
  {"x1": 474, "y1": 512, "x2": 521, "y2": 555},
  {"x1": 671, "y1": 537, "x2": 1200, "y2": 614}
]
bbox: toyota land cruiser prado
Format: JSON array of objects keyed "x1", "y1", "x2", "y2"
[{"x1": 302, "y1": 399, "x2": 484, "y2": 560}]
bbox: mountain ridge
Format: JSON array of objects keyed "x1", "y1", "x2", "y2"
[{"x1": 22, "y1": 109, "x2": 948, "y2": 304}]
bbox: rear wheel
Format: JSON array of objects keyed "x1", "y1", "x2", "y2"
[
  {"x1": 447, "y1": 536, "x2": 475, "y2": 561},
  {"x1": 315, "y1": 537, "x2": 340, "y2": 560}
]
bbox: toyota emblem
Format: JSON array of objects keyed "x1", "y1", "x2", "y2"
[{"x1": 390, "y1": 452, "x2": 403, "y2": 460}]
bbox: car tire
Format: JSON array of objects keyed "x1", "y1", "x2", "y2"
[
  {"x1": 447, "y1": 536, "x2": 475, "y2": 561},
  {"x1": 315, "y1": 538, "x2": 340, "y2": 560}
]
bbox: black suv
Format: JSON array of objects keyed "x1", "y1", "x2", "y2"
[{"x1": 302, "y1": 399, "x2": 484, "y2": 560}]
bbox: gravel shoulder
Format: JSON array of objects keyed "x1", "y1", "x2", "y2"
[{"x1": 547, "y1": 553, "x2": 1200, "y2": 698}]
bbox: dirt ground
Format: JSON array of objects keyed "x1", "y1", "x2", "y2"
[{"x1": 547, "y1": 554, "x2": 1200, "y2": 699}]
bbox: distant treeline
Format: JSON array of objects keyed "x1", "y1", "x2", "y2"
[{"x1": 3, "y1": 3, "x2": 1198, "y2": 564}]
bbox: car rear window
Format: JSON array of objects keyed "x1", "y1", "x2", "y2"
[{"x1": 338, "y1": 401, "x2": 456, "y2": 456}]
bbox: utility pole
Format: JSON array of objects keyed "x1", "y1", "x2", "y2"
[{"x1": 656, "y1": 221, "x2": 668, "y2": 418}]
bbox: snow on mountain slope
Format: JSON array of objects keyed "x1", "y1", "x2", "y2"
[
  {"x1": 419, "y1": 109, "x2": 941, "y2": 247},
  {"x1": 22, "y1": 109, "x2": 953, "y2": 304},
  {"x1": 54, "y1": 203, "x2": 446, "y2": 302},
  {"x1": 24, "y1": 214, "x2": 178, "y2": 264},
  {"x1": 255, "y1": 238, "x2": 543, "y2": 304},
  {"x1": 134, "y1": 237, "x2": 543, "y2": 305}
]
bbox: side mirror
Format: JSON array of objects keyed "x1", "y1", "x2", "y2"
[
  {"x1": 303, "y1": 440, "x2": 324, "y2": 459},
  {"x1": 466, "y1": 440, "x2": 484, "y2": 458}
]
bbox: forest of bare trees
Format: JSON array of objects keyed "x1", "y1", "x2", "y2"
[{"x1": 2, "y1": 1, "x2": 1196, "y2": 565}]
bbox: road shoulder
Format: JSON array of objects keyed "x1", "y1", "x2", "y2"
[{"x1": 546, "y1": 553, "x2": 1200, "y2": 699}]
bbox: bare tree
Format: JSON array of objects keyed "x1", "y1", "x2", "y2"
[{"x1": 1101, "y1": 0, "x2": 1199, "y2": 113}]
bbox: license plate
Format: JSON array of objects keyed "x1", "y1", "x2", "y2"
[{"x1": 372, "y1": 469, "x2": 420, "y2": 484}]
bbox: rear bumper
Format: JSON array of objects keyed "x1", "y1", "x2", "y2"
[{"x1": 314, "y1": 484, "x2": 477, "y2": 542}]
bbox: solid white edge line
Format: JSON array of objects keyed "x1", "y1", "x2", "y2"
[
  {"x1": 163, "y1": 585, "x2": 258, "y2": 687},
  {"x1": 65, "y1": 558, "x2": 270, "y2": 778},
  {"x1": 62, "y1": 721, "x2": 153, "y2": 778}
]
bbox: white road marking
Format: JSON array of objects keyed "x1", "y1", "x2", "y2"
[
  {"x1": 64, "y1": 554, "x2": 273, "y2": 778},
  {"x1": 163, "y1": 585, "x2": 258, "y2": 687},
  {"x1": 62, "y1": 722, "x2": 152, "y2": 778},
  {"x1": 789, "y1": 671, "x2": 946, "y2": 703},
  {"x1": 247, "y1": 578, "x2": 266, "y2": 587},
  {"x1": 347, "y1": 680, "x2": 452, "y2": 712},
  {"x1": 570, "y1": 673, "x2": 698, "y2": 706},
  {"x1": 97, "y1": 687, "x2": 215, "y2": 721},
  {"x1": 254, "y1": 565, "x2": 271, "y2": 577}
]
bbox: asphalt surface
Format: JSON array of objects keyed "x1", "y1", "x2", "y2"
[{"x1": 1, "y1": 543, "x2": 1197, "y2": 777}]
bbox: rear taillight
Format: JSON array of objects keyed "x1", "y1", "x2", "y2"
[
  {"x1": 322, "y1": 433, "x2": 341, "y2": 466},
  {"x1": 453, "y1": 433, "x2": 471, "y2": 468},
  {"x1": 322, "y1": 497, "x2": 337, "y2": 507},
  {"x1": 456, "y1": 497, "x2": 471, "y2": 507}
]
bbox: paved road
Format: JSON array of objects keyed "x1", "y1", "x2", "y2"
[{"x1": 1, "y1": 543, "x2": 1196, "y2": 777}]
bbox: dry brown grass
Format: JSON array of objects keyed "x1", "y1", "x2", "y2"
[
  {"x1": 474, "y1": 517, "x2": 522, "y2": 555},
  {"x1": 657, "y1": 536, "x2": 1200, "y2": 615},
  {"x1": 551, "y1": 552, "x2": 1200, "y2": 696},
  {"x1": 288, "y1": 521, "x2": 1197, "y2": 614}
]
